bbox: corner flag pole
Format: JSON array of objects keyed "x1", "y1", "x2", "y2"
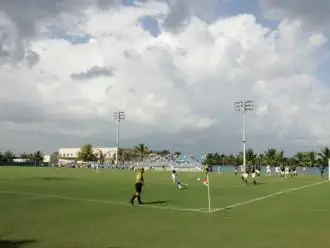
[{"x1": 207, "y1": 173, "x2": 211, "y2": 213}]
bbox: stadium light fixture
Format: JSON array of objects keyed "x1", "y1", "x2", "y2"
[
  {"x1": 113, "y1": 111, "x2": 125, "y2": 167},
  {"x1": 234, "y1": 100, "x2": 255, "y2": 172}
]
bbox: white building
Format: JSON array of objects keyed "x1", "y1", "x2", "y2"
[
  {"x1": 58, "y1": 147, "x2": 117, "y2": 161},
  {"x1": 13, "y1": 158, "x2": 28, "y2": 163},
  {"x1": 43, "y1": 154, "x2": 58, "y2": 164},
  {"x1": 43, "y1": 155, "x2": 51, "y2": 163}
]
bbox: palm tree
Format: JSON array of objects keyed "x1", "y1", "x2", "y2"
[
  {"x1": 95, "y1": 150, "x2": 105, "y2": 164},
  {"x1": 235, "y1": 152, "x2": 243, "y2": 166},
  {"x1": 159, "y1": 149, "x2": 171, "y2": 156},
  {"x1": 78, "y1": 144, "x2": 96, "y2": 162},
  {"x1": 226, "y1": 154, "x2": 236, "y2": 166},
  {"x1": 20, "y1": 153, "x2": 29, "y2": 160},
  {"x1": 246, "y1": 148, "x2": 257, "y2": 165},
  {"x1": 318, "y1": 147, "x2": 330, "y2": 168},
  {"x1": 305, "y1": 151, "x2": 317, "y2": 167},
  {"x1": 264, "y1": 148, "x2": 277, "y2": 166},
  {"x1": 118, "y1": 148, "x2": 125, "y2": 164},
  {"x1": 174, "y1": 151, "x2": 181, "y2": 157},
  {"x1": 263, "y1": 148, "x2": 284, "y2": 166},
  {"x1": 134, "y1": 144, "x2": 150, "y2": 161},
  {"x1": 33, "y1": 151, "x2": 44, "y2": 166},
  {"x1": 123, "y1": 150, "x2": 133, "y2": 162},
  {"x1": 275, "y1": 150, "x2": 284, "y2": 165},
  {"x1": 204, "y1": 153, "x2": 213, "y2": 165},
  {"x1": 3, "y1": 150, "x2": 15, "y2": 162},
  {"x1": 255, "y1": 154, "x2": 264, "y2": 166},
  {"x1": 293, "y1": 152, "x2": 306, "y2": 167},
  {"x1": 219, "y1": 154, "x2": 226, "y2": 165},
  {"x1": 27, "y1": 153, "x2": 34, "y2": 162}
]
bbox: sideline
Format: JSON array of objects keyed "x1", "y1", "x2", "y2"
[
  {"x1": 210, "y1": 180, "x2": 328, "y2": 213},
  {"x1": 0, "y1": 190, "x2": 205, "y2": 213}
]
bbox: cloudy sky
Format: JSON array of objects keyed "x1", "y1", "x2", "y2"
[{"x1": 1, "y1": 0, "x2": 330, "y2": 155}]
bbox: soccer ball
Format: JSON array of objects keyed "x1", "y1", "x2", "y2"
[{"x1": 197, "y1": 177, "x2": 201, "y2": 181}]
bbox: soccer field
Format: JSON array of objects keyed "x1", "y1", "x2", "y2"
[{"x1": 0, "y1": 167, "x2": 329, "y2": 248}]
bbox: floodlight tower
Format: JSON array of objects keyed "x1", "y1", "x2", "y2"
[
  {"x1": 234, "y1": 100, "x2": 255, "y2": 172},
  {"x1": 113, "y1": 111, "x2": 125, "y2": 167}
]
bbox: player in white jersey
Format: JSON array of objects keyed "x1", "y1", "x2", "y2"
[
  {"x1": 275, "y1": 166, "x2": 280, "y2": 176},
  {"x1": 171, "y1": 170, "x2": 187, "y2": 190},
  {"x1": 241, "y1": 168, "x2": 249, "y2": 185},
  {"x1": 266, "y1": 165, "x2": 271, "y2": 176},
  {"x1": 284, "y1": 166, "x2": 290, "y2": 178}
]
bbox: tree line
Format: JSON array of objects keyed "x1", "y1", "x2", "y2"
[
  {"x1": 3, "y1": 144, "x2": 329, "y2": 168},
  {"x1": 0, "y1": 144, "x2": 178, "y2": 165},
  {"x1": 203, "y1": 147, "x2": 330, "y2": 168},
  {"x1": 0, "y1": 150, "x2": 44, "y2": 165}
]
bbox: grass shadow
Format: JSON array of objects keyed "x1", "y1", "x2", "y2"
[
  {"x1": 0, "y1": 239, "x2": 36, "y2": 248},
  {"x1": 22, "y1": 177, "x2": 77, "y2": 181},
  {"x1": 143, "y1": 200, "x2": 170, "y2": 205}
]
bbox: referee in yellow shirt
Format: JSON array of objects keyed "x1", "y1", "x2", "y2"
[{"x1": 130, "y1": 168, "x2": 144, "y2": 205}]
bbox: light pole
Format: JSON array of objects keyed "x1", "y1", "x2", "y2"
[
  {"x1": 113, "y1": 111, "x2": 125, "y2": 167},
  {"x1": 234, "y1": 100, "x2": 255, "y2": 172}
]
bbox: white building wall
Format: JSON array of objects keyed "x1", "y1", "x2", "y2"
[
  {"x1": 13, "y1": 158, "x2": 28, "y2": 163},
  {"x1": 43, "y1": 155, "x2": 51, "y2": 163},
  {"x1": 58, "y1": 148, "x2": 80, "y2": 158}
]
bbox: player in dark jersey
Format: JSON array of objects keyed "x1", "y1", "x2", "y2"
[
  {"x1": 292, "y1": 166, "x2": 297, "y2": 176},
  {"x1": 289, "y1": 166, "x2": 294, "y2": 178},
  {"x1": 280, "y1": 166, "x2": 285, "y2": 178},
  {"x1": 256, "y1": 165, "x2": 261, "y2": 177},
  {"x1": 320, "y1": 166, "x2": 325, "y2": 178},
  {"x1": 130, "y1": 168, "x2": 144, "y2": 205},
  {"x1": 251, "y1": 166, "x2": 257, "y2": 185}
]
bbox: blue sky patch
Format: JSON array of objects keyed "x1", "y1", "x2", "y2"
[
  {"x1": 46, "y1": 25, "x2": 93, "y2": 44},
  {"x1": 216, "y1": 0, "x2": 279, "y2": 29},
  {"x1": 140, "y1": 15, "x2": 161, "y2": 37}
]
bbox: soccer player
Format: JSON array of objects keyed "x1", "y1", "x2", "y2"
[
  {"x1": 285, "y1": 166, "x2": 290, "y2": 178},
  {"x1": 204, "y1": 165, "x2": 210, "y2": 174},
  {"x1": 280, "y1": 166, "x2": 285, "y2": 178},
  {"x1": 95, "y1": 163, "x2": 100, "y2": 172},
  {"x1": 289, "y1": 166, "x2": 294, "y2": 178},
  {"x1": 275, "y1": 166, "x2": 280, "y2": 176},
  {"x1": 266, "y1": 165, "x2": 271, "y2": 176},
  {"x1": 130, "y1": 168, "x2": 144, "y2": 205},
  {"x1": 256, "y1": 165, "x2": 261, "y2": 177},
  {"x1": 320, "y1": 166, "x2": 325, "y2": 178},
  {"x1": 293, "y1": 166, "x2": 297, "y2": 176},
  {"x1": 251, "y1": 166, "x2": 257, "y2": 185},
  {"x1": 171, "y1": 170, "x2": 187, "y2": 190},
  {"x1": 241, "y1": 167, "x2": 249, "y2": 185}
]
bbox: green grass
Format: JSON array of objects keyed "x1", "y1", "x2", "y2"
[{"x1": 0, "y1": 167, "x2": 329, "y2": 248}]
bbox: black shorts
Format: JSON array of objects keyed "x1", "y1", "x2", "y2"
[{"x1": 135, "y1": 183, "x2": 143, "y2": 193}]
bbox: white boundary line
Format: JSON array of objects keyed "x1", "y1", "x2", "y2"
[
  {"x1": 210, "y1": 180, "x2": 328, "y2": 213},
  {"x1": 0, "y1": 190, "x2": 205, "y2": 213}
]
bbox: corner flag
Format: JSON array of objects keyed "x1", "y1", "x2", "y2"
[{"x1": 203, "y1": 177, "x2": 209, "y2": 187}]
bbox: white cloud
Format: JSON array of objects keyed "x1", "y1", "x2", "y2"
[{"x1": 0, "y1": 1, "x2": 330, "y2": 154}]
